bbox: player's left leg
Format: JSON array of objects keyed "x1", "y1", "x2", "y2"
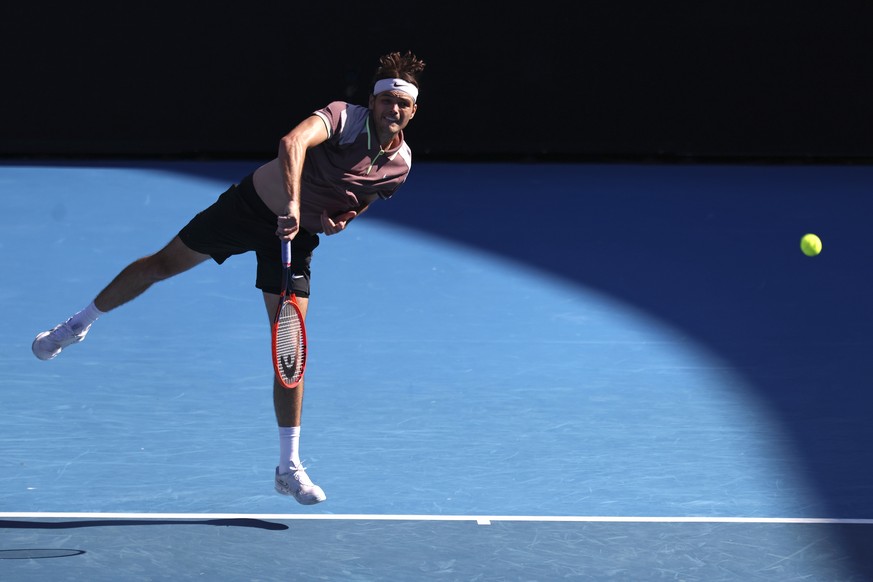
[
  {"x1": 32, "y1": 236, "x2": 209, "y2": 361},
  {"x1": 93, "y1": 235, "x2": 209, "y2": 312}
]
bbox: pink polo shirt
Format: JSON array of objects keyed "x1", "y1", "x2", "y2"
[{"x1": 298, "y1": 101, "x2": 413, "y2": 234}]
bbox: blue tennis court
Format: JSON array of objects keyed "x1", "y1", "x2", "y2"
[{"x1": 3, "y1": 160, "x2": 873, "y2": 580}]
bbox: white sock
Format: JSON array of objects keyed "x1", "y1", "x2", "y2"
[
  {"x1": 278, "y1": 426, "x2": 301, "y2": 473},
  {"x1": 68, "y1": 302, "x2": 104, "y2": 331}
]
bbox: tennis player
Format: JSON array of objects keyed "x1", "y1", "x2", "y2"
[{"x1": 32, "y1": 51, "x2": 426, "y2": 505}]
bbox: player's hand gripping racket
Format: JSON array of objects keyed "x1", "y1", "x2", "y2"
[{"x1": 272, "y1": 240, "x2": 307, "y2": 388}]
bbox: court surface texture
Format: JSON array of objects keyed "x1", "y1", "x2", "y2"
[{"x1": 2, "y1": 160, "x2": 873, "y2": 581}]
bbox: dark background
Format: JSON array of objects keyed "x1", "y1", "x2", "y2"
[{"x1": 3, "y1": 1, "x2": 873, "y2": 161}]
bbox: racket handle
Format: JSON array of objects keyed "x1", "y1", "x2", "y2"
[{"x1": 281, "y1": 240, "x2": 292, "y2": 267}]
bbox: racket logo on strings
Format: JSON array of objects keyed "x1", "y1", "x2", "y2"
[{"x1": 272, "y1": 240, "x2": 307, "y2": 389}]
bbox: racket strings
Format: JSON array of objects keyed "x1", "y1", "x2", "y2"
[{"x1": 275, "y1": 302, "x2": 305, "y2": 384}]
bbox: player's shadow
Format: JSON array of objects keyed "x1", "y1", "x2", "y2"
[
  {"x1": 0, "y1": 517, "x2": 288, "y2": 561},
  {"x1": 0, "y1": 518, "x2": 287, "y2": 531},
  {"x1": 0, "y1": 548, "x2": 86, "y2": 560}
]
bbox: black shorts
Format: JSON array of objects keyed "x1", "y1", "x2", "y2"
[{"x1": 178, "y1": 173, "x2": 320, "y2": 297}]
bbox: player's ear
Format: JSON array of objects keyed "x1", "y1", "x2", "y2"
[{"x1": 368, "y1": 94, "x2": 375, "y2": 110}]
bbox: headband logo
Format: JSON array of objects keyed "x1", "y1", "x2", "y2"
[{"x1": 373, "y1": 78, "x2": 419, "y2": 103}]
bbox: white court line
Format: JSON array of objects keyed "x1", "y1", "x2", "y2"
[{"x1": 2, "y1": 513, "x2": 873, "y2": 526}]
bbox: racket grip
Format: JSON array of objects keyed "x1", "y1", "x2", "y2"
[{"x1": 281, "y1": 240, "x2": 292, "y2": 267}]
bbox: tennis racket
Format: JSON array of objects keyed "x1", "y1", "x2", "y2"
[{"x1": 272, "y1": 240, "x2": 307, "y2": 388}]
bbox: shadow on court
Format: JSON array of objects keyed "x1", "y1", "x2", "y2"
[
  {"x1": 381, "y1": 161, "x2": 873, "y2": 577},
  {"x1": 382, "y1": 162, "x2": 873, "y2": 511},
  {"x1": 0, "y1": 518, "x2": 287, "y2": 531}
]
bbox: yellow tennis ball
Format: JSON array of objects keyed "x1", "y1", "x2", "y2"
[{"x1": 800, "y1": 233, "x2": 822, "y2": 257}]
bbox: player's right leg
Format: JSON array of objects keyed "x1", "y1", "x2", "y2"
[
  {"x1": 32, "y1": 236, "x2": 209, "y2": 360},
  {"x1": 265, "y1": 292, "x2": 325, "y2": 504}
]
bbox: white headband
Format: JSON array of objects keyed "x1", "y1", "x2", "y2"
[{"x1": 373, "y1": 78, "x2": 419, "y2": 102}]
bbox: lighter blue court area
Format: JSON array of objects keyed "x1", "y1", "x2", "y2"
[{"x1": 2, "y1": 161, "x2": 873, "y2": 580}]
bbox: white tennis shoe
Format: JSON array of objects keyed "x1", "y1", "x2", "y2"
[
  {"x1": 275, "y1": 465, "x2": 326, "y2": 505},
  {"x1": 32, "y1": 320, "x2": 91, "y2": 360}
]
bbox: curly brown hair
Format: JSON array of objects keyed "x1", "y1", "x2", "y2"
[{"x1": 372, "y1": 51, "x2": 426, "y2": 89}]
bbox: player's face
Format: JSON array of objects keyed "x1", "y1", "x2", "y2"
[{"x1": 369, "y1": 90, "x2": 417, "y2": 142}]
